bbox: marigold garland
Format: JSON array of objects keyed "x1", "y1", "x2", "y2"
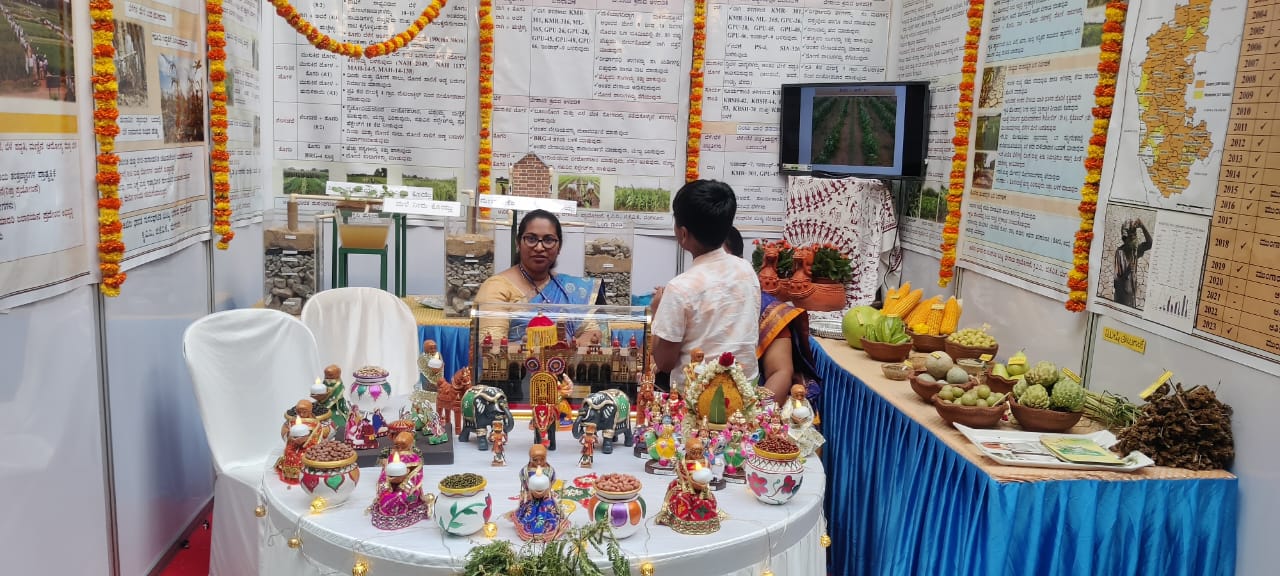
[
  {"x1": 1066, "y1": 1, "x2": 1128, "y2": 311},
  {"x1": 268, "y1": 0, "x2": 448, "y2": 59},
  {"x1": 937, "y1": 0, "x2": 986, "y2": 287},
  {"x1": 477, "y1": 0, "x2": 494, "y2": 211},
  {"x1": 91, "y1": 0, "x2": 126, "y2": 296},
  {"x1": 208, "y1": 0, "x2": 233, "y2": 249},
  {"x1": 685, "y1": 0, "x2": 707, "y2": 183}
]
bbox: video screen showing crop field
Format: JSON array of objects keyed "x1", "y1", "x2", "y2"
[{"x1": 809, "y1": 93, "x2": 898, "y2": 167}]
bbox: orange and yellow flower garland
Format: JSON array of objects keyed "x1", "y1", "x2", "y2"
[
  {"x1": 938, "y1": 0, "x2": 986, "y2": 288},
  {"x1": 477, "y1": 0, "x2": 494, "y2": 204},
  {"x1": 268, "y1": 0, "x2": 448, "y2": 59},
  {"x1": 208, "y1": 0, "x2": 233, "y2": 249},
  {"x1": 91, "y1": 0, "x2": 126, "y2": 296},
  {"x1": 685, "y1": 0, "x2": 707, "y2": 182},
  {"x1": 1066, "y1": 1, "x2": 1128, "y2": 311}
]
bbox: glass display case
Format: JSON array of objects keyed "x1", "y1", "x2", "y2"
[
  {"x1": 444, "y1": 210, "x2": 496, "y2": 317},
  {"x1": 583, "y1": 224, "x2": 634, "y2": 307},
  {"x1": 263, "y1": 201, "x2": 317, "y2": 315},
  {"x1": 470, "y1": 301, "x2": 651, "y2": 409}
]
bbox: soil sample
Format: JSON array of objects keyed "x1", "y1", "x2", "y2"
[
  {"x1": 445, "y1": 233, "x2": 495, "y2": 317},
  {"x1": 585, "y1": 235, "x2": 632, "y2": 307}
]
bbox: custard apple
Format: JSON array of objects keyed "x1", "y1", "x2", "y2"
[
  {"x1": 1049, "y1": 378, "x2": 1085, "y2": 412},
  {"x1": 1025, "y1": 361, "x2": 1059, "y2": 388},
  {"x1": 1021, "y1": 384, "x2": 1051, "y2": 409},
  {"x1": 1012, "y1": 378, "x2": 1028, "y2": 400}
]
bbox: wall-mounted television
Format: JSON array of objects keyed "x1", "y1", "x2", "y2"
[{"x1": 779, "y1": 81, "x2": 930, "y2": 178}]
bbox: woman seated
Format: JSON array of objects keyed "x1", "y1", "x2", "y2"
[
  {"x1": 724, "y1": 227, "x2": 822, "y2": 406},
  {"x1": 475, "y1": 210, "x2": 605, "y2": 346}
]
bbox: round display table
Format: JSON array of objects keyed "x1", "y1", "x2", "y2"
[{"x1": 259, "y1": 410, "x2": 826, "y2": 575}]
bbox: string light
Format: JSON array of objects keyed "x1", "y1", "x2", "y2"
[
  {"x1": 255, "y1": 505, "x2": 267, "y2": 518},
  {"x1": 639, "y1": 561, "x2": 655, "y2": 576},
  {"x1": 483, "y1": 522, "x2": 498, "y2": 538},
  {"x1": 310, "y1": 496, "x2": 329, "y2": 514},
  {"x1": 287, "y1": 536, "x2": 302, "y2": 549},
  {"x1": 351, "y1": 559, "x2": 369, "y2": 576}
]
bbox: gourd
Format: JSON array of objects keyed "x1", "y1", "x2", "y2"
[{"x1": 924, "y1": 352, "x2": 955, "y2": 380}]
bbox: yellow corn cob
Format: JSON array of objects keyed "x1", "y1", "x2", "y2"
[
  {"x1": 905, "y1": 296, "x2": 940, "y2": 327},
  {"x1": 913, "y1": 322, "x2": 935, "y2": 336},
  {"x1": 940, "y1": 297, "x2": 962, "y2": 334},
  {"x1": 890, "y1": 288, "x2": 923, "y2": 317},
  {"x1": 926, "y1": 306, "x2": 945, "y2": 334},
  {"x1": 896, "y1": 282, "x2": 911, "y2": 299}
]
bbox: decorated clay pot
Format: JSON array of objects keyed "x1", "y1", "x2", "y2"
[
  {"x1": 745, "y1": 451, "x2": 805, "y2": 505},
  {"x1": 436, "y1": 479, "x2": 492, "y2": 536},
  {"x1": 585, "y1": 486, "x2": 647, "y2": 539},
  {"x1": 300, "y1": 452, "x2": 360, "y2": 505}
]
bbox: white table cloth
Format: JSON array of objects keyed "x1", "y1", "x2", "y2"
[{"x1": 258, "y1": 406, "x2": 827, "y2": 575}]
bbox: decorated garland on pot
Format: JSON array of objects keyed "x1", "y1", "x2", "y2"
[
  {"x1": 685, "y1": 0, "x2": 707, "y2": 182},
  {"x1": 938, "y1": 0, "x2": 986, "y2": 287},
  {"x1": 268, "y1": 0, "x2": 449, "y2": 59},
  {"x1": 208, "y1": 0, "x2": 233, "y2": 249},
  {"x1": 91, "y1": 0, "x2": 126, "y2": 296},
  {"x1": 477, "y1": 0, "x2": 494, "y2": 204},
  {"x1": 1066, "y1": 1, "x2": 1128, "y2": 312}
]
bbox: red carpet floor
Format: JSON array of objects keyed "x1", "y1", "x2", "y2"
[{"x1": 156, "y1": 512, "x2": 212, "y2": 576}]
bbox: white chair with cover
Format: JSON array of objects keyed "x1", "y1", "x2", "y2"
[
  {"x1": 183, "y1": 309, "x2": 321, "y2": 576},
  {"x1": 301, "y1": 287, "x2": 419, "y2": 399}
]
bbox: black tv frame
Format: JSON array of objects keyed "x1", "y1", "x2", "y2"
[{"x1": 779, "y1": 81, "x2": 931, "y2": 179}]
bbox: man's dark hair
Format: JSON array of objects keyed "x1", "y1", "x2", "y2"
[
  {"x1": 724, "y1": 225, "x2": 744, "y2": 258},
  {"x1": 672, "y1": 179, "x2": 736, "y2": 249}
]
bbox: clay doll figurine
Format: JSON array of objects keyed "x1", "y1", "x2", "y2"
[
  {"x1": 644, "y1": 416, "x2": 679, "y2": 473},
  {"x1": 417, "y1": 339, "x2": 446, "y2": 394},
  {"x1": 314, "y1": 364, "x2": 350, "y2": 430},
  {"x1": 720, "y1": 410, "x2": 751, "y2": 483},
  {"x1": 636, "y1": 370, "x2": 656, "y2": 429},
  {"x1": 556, "y1": 373, "x2": 575, "y2": 428},
  {"x1": 683, "y1": 348, "x2": 705, "y2": 386},
  {"x1": 490, "y1": 420, "x2": 508, "y2": 466},
  {"x1": 345, "y1": 404, "x2": 378, "y2": 450},
  {"x1": 437, "y1": 367, "x2": 470, "y2": 437},
  {"x1": 579, "y1": 422, "x2": 598, "y2": 468},
  {"x1": 655, "y1": 437, "x2": 720, "y2": 534},
  {"x1": 370, "y1": 450, "x2": 430, "y2": 530},
  {"x1": 758, "y1": 242, "x2": 781, "y2": 294},
  {"x1": 371, "y1": 408, "x2": 389, "y2": 437},
  {"x1": 629, "y1": 335, "x2": 638, "y2": 349},
  {"x1": 282, "y1": 397, "x2": 333, "y2": 442},
  {"x1": 666, "y1": 388, "x2": 686, "y2": 424},
  {"x1": 515, "y1": 445, "x2": 564, "y2": 542},
  {"x1": 378, "y1": 431, "x2": 422, "y2": 467},
  {"x1": 275, "y1": 413, "x2": 321, "y2": 484},
  {"x1": 780, "y1": 383, "x2": 825, "y2": 457}
]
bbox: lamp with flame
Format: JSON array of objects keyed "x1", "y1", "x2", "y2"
[
  {"x1": 385, "y1": 451, "x2": 408, "y2": 479},
  {"x1": 528, "y1": 466, "x2": 551, "y2": 492},
  {"x1": 289, "y1": 416, "x2": 310, "y2": 439},
  {"x1": 691, "y1": 461, "x2": 713, "y2": 485},
  {"x1": 792, "y1": 399, "x2": 812, "y2": 421},
  {"x1": 311, "y1": 378, "x2": 327, "y2": 397}
]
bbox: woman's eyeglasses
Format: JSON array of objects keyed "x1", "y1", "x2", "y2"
[{"x1": 521, "y1": 235, "x2": 560, "y2": 248}]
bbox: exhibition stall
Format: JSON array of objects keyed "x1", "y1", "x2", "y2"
[{"x1": 0, "y1": 0, "x2": 1273, "y2": 575}]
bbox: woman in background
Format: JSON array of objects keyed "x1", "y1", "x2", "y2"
[
  {"x1": 475, "y1": 210, "x2": 605, "y2": 345},
  {"x1": 724, "y1": 227, "x2": 822, "y2": 406}
]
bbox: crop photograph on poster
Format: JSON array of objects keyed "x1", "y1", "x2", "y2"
[
  {"x1": 158, "y1": 53, "x2": 205, "y2": 143},
  {"x1": 0, "y1": 0, "x2": 74, "y2": 101}
]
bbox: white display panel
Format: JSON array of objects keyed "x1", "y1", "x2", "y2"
[
  {"x1": 0, "y1": 287, "x2": 113, "y2": 574},
  {"x1": 213, "y1": 220, "x2": 265, "y2": 311},
  {"x1": 1089, "y1": 314, "x2": 1277, "y2": 576},
  {"x1": 958, "y1": 270, "x2": 1088, "y2": 371},
  {"x1": 105, "y1": 243, "x2": 215, "y2": 575}
]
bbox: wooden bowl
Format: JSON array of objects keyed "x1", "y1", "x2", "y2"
[
  {"x1": 909, "y1": 330, "x2": 948, "y2": 352},
  {"x1": 881, "y1": 363, "x2": 912, "y2": 380},
  {"x1": 985, "y1": 372, "x2": 1018, "y2": 394},
  {"x1": 1009, "y1": 399, "x2": 1083, "y2": 433},
  {"x1": 944, "y1": 340, "x2": 999, "y2": 361},
  {"x1": 909, "y1": 371, "x2": 975, "y2": 402},
  {"x1": 861, "y1": 339, "x2": 913, "y2": 362},
  {"x1": 931, "y1": 395, "x2": 1008, "y2": 428}
]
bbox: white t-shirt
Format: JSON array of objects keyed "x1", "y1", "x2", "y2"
[{"x1": 652, "y1": 249, "x2": 761, "y2": 389}]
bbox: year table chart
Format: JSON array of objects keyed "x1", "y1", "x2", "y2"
[{"x1": 1198, "y1": 0, "x2": 1280, "y2": 356}]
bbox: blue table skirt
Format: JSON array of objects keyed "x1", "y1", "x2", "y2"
[
  {"x1": 810, "y1": 338, "x2": 1238, "y2": 576},
  {"x1": 417, "y1": 326, "x2": 647, "y2": 383}
]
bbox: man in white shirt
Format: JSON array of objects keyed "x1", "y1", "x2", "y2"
[{"x1": 650, "y1": 180, "x2": 761, "y2": 392}]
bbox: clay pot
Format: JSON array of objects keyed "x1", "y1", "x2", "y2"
[
  {"x1": 585, "y1": 486, "x2": 647, "y2": 539},
  {"x1": 745, "y1": 451, "x2": 805, "y2": 505},
  {"x1": 1009, "y1": 400, "x2": 1083, "y2": 433},
  {"x1": 436, "y1": 478, "x2": 492, "y2": 536},
  {"x1": 909, "y1": 330, "x2": 947, "y2": 353},
  {"x1": 794, "y1": 280, "x2": 847, "y2": 312},
  {"x1": 861, "y1": 339, "x2": 913, "y2": 362},
  {"x1": 909, "y1": 371, "x2": 976, "y2": 402},
  {"x1": 944, "y1": 340, "x2": 999, "y2": 362},
  {"x1": 300, "y1": 452, "x2": 360, "y2": 505},
  {"x1": 931, "y1": 395, "x2": 1007, "y2": 429}
]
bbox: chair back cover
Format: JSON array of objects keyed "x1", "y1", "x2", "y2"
[
  {"x1": 301, "y1": 287, "x2": 419, "y2": 398},
  {"x1": 183, "y1": 308, "x2": 321, "y2": 473}
]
